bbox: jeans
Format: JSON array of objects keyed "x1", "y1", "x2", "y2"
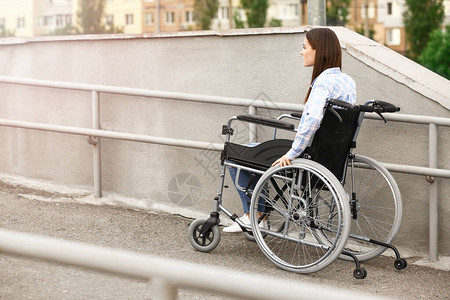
[{"x1": 228, "y1": 166, "x2": 265, "y2": 214}]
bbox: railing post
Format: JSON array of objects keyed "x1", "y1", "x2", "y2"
[
  {"x1": 92, "y1": 91, "x2": 102, "y2": 198},
  {"x1": 307, "y1": 0, "x2": 326, "y2": 25},
  {"x1": 429, "y1": 123, "x2": 438, "y2": 261},
  {"x1": 150, "y1": 278, "x2": 178, "y2": 300},
  {"x1": 249, "y1": 105, "x2": 257, "y2": 143}
]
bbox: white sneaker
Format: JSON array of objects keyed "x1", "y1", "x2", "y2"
[
  {"x1": 258, "y1": 219, "x2": 268, "y2": 229},
  {"x1": 223, "y1": 214, "x2": 250, "y2": 233}
]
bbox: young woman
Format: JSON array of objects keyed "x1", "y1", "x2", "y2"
[{"x1": 224, "y1": 27, "x2": 356, "y2": 233}]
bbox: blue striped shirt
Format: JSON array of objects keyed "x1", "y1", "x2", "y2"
[{"x1": 286, "y1": 67, "x2": 356, "y2": 160}]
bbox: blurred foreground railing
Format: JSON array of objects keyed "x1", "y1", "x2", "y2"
[{"x1": 0, "y1": 229, "x2": 390, "y2": 300}]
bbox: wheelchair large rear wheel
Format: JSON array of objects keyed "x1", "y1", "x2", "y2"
[
  {"x1": 249, "y1": 159, "x2": 350, "y2": 274},
  {"x1": 342, "y1": 154, "x2": 402, "y2": 261}
]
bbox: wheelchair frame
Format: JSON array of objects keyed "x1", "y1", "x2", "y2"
[{"x1": 188, "y1": 99, "x2": 407, "y2": 279}]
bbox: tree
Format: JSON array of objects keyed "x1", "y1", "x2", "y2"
[
  {"x1": 51, "y1": 24, "x2": 80, "y2": 35},
  {"x1": 268, "y1": 19, "x2": 282, "y2": 27},
  {"x1": 403, "y1": 0, "x2": 445, "y2": 60},
  {"x1": 326, "y1": 0, "x2": 351, "y2": 26},
  {"x1": 354, "y1": 25, "x2": 375, "y2": 40},
  {"x1": 234, "y1": 9, "x2": 245, "y2": 29},
  {"x1": 194, "y1": 0, "x2": 220, "y2": 30},
  {"x1": 77, "y1": 0, "x2": 107, "y2": 34},
  {"x1": 419, "y1": 25, "x2": 450, "y2": 79},
  {"x1": 241, "y1": 0, "x2": 268, "y2": 28}
]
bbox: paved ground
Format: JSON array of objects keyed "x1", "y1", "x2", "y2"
[{"x1": 0, "y1": 184, "x2": 448, "y2": 300}]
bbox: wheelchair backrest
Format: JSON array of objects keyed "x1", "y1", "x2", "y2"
[{"x1": 303, "y1": 107, "x2": 360, "y2": 181}]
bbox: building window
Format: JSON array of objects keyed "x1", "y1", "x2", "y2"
[
  {"x1": 386, "y1": 28, "x2": 401, "y2": 46},
  {"x1": 186, "y1": 11, "x2": 194, "y2": 24},
  {"x1": 165, "y1": 12, "x2": 175, "y2": 25},
  {"x1": 387, "y1": 1, "x2": 400, "y2": 16},
  {"x1": 220, "y1": 7, "x2": 229, "y2": 19},
  {"x1": 145, "y1": 13, "x2": 154, "y2": 25},
  {"x1": 44, "y1": 16, "x2": 53, "y2": 27},
  {"x1": 125, "y1": 14, "x2": 134, "y2": 25},
  {"x1": 17, "y1": 17, "x2": 25, "y2": 29},
  {"x1": 361, "y1": 2, "x2": 376, "y2": 19},
  {"x1": 283, "y1": 4, "x2": 298, "y2": 17},
  {"x1": 106, "y1": 15, "x2": 114, "y2": 28},
  {"x1": 56, "y1": 15, "x2": 63, "y2": 27},
  {"x1": 290, "y1": 4, "x2": 298, "y2": 16}
]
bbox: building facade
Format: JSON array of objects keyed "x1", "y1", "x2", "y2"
[
  {"x1": 35, "y1": 0, "x2": 73, "y2": 36},
  {"x1": 0, "y1": 0, "x2": 35, "y2": 37},
  {"x1": 0, "y1": 0, "x2": 74, "y2": 37},
  {"x1": 376, "y1": 0, "x2": 407, "y2": 54},
  {"x1": 142, "y1": 0, "x2": 197, "y2": 33},
  {"x1": 1, "y1": 0, "x2": 449, "y2": 57},
  {"x1": 347, "y1": 0, "x2": 450, "y2": 55},
  {"x1": 102, "y1": 0, "x2": 143, "y2": 34}
]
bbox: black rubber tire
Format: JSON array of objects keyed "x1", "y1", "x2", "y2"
[
  {"x1": 188, "y1": 218, "x2": 221, "y2": 252},
  {"x1": 394, "y1": 258, "x2": 408, "y2": 270},
  {"x1": 353, "y1": 267, "x2": 367, "y2": 279}
]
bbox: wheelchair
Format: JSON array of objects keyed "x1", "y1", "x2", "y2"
[{"x1": 188, "y1": 98, "x2": 407, "y2": 279}]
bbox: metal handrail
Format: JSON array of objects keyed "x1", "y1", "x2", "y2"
[
  {"x1": 0, "y1": 76, "x2": 304, "y2": 111},
  {"x1": 0, "y1": 118, "x2": 448, "y2": 179},
  {"x1": 0, "y1": 76, "x2": 448, "y2": 262},
  {"x1": 0, "y1": 228, "x2": 390, "y2": 300}
]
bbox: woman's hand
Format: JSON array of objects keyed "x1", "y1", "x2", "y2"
[{"x1": 272, "y1": 155, "x2": 292, "y2": 167}]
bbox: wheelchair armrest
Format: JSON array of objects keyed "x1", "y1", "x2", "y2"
[{"x1": 237, "y1": 115, "x2": 295, "y2": 131}]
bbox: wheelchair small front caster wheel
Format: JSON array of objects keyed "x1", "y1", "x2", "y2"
[
  {"x1": 353, "y1": 267, "x2": 367, "y2": 279},
  {"x1": 394, "y1": 258, "x2": 407, "y2": 270},
  {"x1": 188, "y1": 218, "x2": 221, "y2": 252}
]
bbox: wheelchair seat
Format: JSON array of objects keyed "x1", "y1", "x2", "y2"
[
  {"x1": 222, "y1": 139, "x2": 293, "y2": 170},
  {"x1": 303, "y1": 107, "x2": 360, "y2": 181}
]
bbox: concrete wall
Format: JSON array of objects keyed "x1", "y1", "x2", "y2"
[{"x1": 0, "y1": 27, "x2": 449, "y2": 257}]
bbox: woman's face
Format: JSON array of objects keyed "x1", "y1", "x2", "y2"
[{"x1": 301, "y1": 37, "x2": 316, "y2": 67}]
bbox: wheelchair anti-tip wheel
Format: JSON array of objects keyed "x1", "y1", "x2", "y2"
[
  {"x1": 188, "y1": 218, "x2": 221, "y2": 252},
  {"x1": 249, "y1": 159, "x2": 351, "y2": 274},
  {"x1": 394, "y1": 258, "x2": 407, "y2": 270},
  {"x1": 353, "y1": 267, "x2": 367, "y2": 279}
]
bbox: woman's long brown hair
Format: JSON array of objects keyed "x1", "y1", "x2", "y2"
[{"x1": 304, "y1": 28, "x2": 342, "y2": 103}]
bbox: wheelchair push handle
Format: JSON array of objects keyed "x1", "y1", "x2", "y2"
[
  {"x1": 361, "y1": 100, "x2": 401, "y2": 123},
  {"x1": 375, "y1": 101, "x2": 401, "y2": 113},
  {"x1": 288, "y1": 99, "x2": 400, "y2": 124},
  {"x1": 360, "y1": 100, "x2": 400, "y2": 113}
]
